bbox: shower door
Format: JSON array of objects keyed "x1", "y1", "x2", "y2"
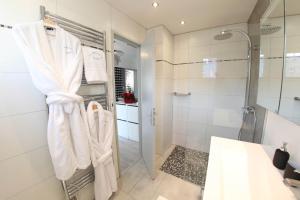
[{"x1": 140, "y1": 32, "x2": 156, "y2": 178}]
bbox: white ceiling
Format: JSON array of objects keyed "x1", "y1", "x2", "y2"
[{"x1": 106, "y1": 0, "x2": 258, "y2": 34}]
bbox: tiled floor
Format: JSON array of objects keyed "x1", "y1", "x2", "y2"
[
  {"x1": 160, "y1": 146, "x2": 209, "y2": 187},
  {"x1": 110, "y1": 150, "x2": 203, "y2": 200},
  {"x1": 118, "y1": 136, "x2": 141, "y2": 174}
]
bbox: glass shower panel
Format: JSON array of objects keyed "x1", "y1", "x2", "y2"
[
  {"x1": 257, "y1": 0, "x2": 285, "y2": 112},
  {"x1": 279, "y1": 0, "x2": 300, "y2": 125},
  {"x1": 167, "y1": 24, "x2": 249, "y2": 191}
]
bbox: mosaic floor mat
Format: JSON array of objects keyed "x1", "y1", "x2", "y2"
[{"x1": 160, "y1": 145, "x2": 209, "y2": 187}]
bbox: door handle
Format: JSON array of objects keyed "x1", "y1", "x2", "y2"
[{"x1": 151, "y1": 108, "x2": 156, "y2": 126}]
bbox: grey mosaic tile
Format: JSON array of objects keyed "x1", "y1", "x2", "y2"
[{"x1": 160, "y1": 146, "x2": 209, "y2": 187}]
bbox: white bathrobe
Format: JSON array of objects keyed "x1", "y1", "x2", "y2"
[
  {"x1": 12, "y1": 21, "x2": 91, "y2": 180},
  {"x1": 87, "y1": 101, "x2": 117, "y2": 200}
]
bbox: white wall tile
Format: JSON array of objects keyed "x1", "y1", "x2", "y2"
[
  {"x1": 211, "y1": 95, "x2": 244, "y2": 110},
  {"x1": 189, "y1": 45, "x2": 211, "y2": 62},
  {"x1": 187, "y1": 63, "x2": 204, "y2": 79},
  {"x1": 270, "y1": 37, "x2": 285, "y2": 57},
  {"x1": 281, "y1": 79, "x2": 300, "y2": 98},
  {"x1": 173, "y1": 65, "x2": 188, "y2": 79},
  {"x1": 207, "y1": 108, "x2": 243, "y2": 128},
  {"x1": 189, "y1": 29, "x2": 212, "y2": 47},
  {"x1": 206, "y1": 125, "x2": 239, "y2": 142},
  {"x1": 186, "y1": 122, "x2": 207, "y2": 152},
  {"x1": 0, "y1": 111, "x2": 48, "y2": 161},
  {"x1": 172, "y1": 133, "x2": 187, "y2": 147},
  {"x1": 173, "y1": 79, "x2": 190, "y2": 94},
  {"x1": 153, "y1": 26, "x2": 174, "y2": 156},
  {"x1": 174, "y1": 34, "x2": 189, "y2": 50},
  {"x1": 211, "y1": 41, "x2": 248, "y2": 60},
  {"x1": 0, "y1": 147, "x2": 54, "y2": 199},
  {"x1": 156, "y1": 62, "x2": 173, "y2": 79},
  {"x1": 7, "y1": 177, "x2": 65, "y2": 200},
  {"x1": 0, "y1": 0, "x2": 147, "y2": 199},
  {"x1": 174, "y1": 48, "x2": 189, "y2": 64},
  {"x1": 0, "y1": 30, "x2": 28, "y2": 73},
  {"x1": 279, "y1": 98, "x2": 300, "y2": 120},
  {"x1": 0, "y1": 74, "x2": 46, "y2": 117},
  {"x1": 211, "y1": 79, "x2": 246, "y2": 96},
  {"x1": 189, "y1": 79, "x2": 213, "y2": 95},
  {"x1": 172, "y1": 23, "x2": 248, "y2": 152},
  {"x1": 260, "y1": 36, "x2": 271, "y2": 58},
  {"x1": 215, "y1": 61, "x2": 248, "y2": 78}
]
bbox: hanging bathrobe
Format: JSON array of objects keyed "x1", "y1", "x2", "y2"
[
  {"x1": 12, "y1": 21, "x2": 91, "y2": 180},
  {"x1": 87, "y1": 101, "x2": 117, "y2": 200}
]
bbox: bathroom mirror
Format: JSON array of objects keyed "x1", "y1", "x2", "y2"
[
  {"x1": 257, "y1": 0, "x2": 285, "y2": 113},
  {"x1": 258, "y1": 0, "x2": 300, "y2": 126},
  {"x1": 278, "y1": 0, "x2": 300, "y2": 125}
]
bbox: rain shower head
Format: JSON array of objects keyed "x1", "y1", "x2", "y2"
[
  {"x1": 214, "y1": 31, "x2": 233, "y2": 41},
  {"x1": 260, "y1": 24, "x2": 281, "y2": 35}
]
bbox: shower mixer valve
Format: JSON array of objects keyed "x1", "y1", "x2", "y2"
[{"x1": 242, "y1": 106, "x2": 255, "y2": 114}]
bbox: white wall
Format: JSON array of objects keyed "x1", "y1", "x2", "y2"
[
  {"x1": 172, "y1": 23, "x2": 249, "y2": 153},
  {"x1": 0, "y1": 1, "x2": 145, "y2": 200},
  {"x1": 114, "y1": 39, "x2": 139, "y2": 70},
  {"x1": 263, "y1": 111, "x2": 300, "y2": 167},
  {"x1": 153, "y1": 26, "x2": 174, "y2": 156}
]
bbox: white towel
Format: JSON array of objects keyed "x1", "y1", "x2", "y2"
[{"x1": 82, "y1": 46, "x2": 108, "y2": 83}]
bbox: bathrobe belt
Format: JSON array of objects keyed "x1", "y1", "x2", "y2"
[
  {"x1": 46, "y1": 92, "x2": 84, "y2": 113},
  {"x1": 93, "y1": 149, "x2": 113, "y2": 167}
]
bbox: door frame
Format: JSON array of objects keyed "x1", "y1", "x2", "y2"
[{"x1": 111, "y1": 32, "x2": 142, "y2": 177}]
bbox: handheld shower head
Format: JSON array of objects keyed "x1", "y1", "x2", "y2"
[{"x1": 214, "y1": 32, "x2": 233, "y2": 40}]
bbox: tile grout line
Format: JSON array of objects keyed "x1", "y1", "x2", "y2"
[
  {"x1": 5, "y1": 175, "x2": 58, "y2": 200},
  {"x1": 0, "y1": 145, "x2": 48, "y2": 163},
  {"x1": 0, "y1": 109, "x2": 47, "y2": 119}
]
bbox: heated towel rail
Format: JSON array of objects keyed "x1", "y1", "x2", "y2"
[{"x1": 40, "y1": 5, "x2": 109, "y2": 200}]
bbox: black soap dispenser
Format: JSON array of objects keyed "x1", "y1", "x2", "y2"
[{"x1": 273, "y1": 142, "x2": 290, "y2": 170}]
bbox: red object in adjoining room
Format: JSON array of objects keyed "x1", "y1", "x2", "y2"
[{"x1": 123, "y1": 92, "x2": 136, "y2": 103}]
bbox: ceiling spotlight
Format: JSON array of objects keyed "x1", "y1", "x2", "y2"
[
  {"x1": 152, "y1": 2, "x2": 159, "y2": 8},
  {"x1": 181, "y1": 21, "x2": 185, "y2": 25}
]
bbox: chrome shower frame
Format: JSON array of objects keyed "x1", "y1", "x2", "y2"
[{"x1": 219, "y1": 29, "x2": 256, "y2": 142}]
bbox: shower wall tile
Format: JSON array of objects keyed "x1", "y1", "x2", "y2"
[
  {"x1": 174, "y1": 48, "x2": 189, "y2": 63},
  {"x1": 268, "y1": 59, "x2": 283, "y2": 78},
  {"x1": 270, "y1": 37, "x2": 285, "y2": 57},
  {"x1": 258, "y1": 78, "x2": 282, "y2": 98},
  {"x1": 174, "y1": 34, "x2": 189, "y2": 50},
  {"x1": 189, "y1": 45, "x2": 211, "y2": 62},
  {"x1": 189, "y1": 29, "x2": 212, "y2": 47},
  {"x1": 210, "y1": 79, "x2": 246, "y2": 96},
  {"x1": 174, "y1": 65, "x2": 189, "y2": 79},
  {"x1": 211, "y1": 41, "x2": 248, "y2": 60},
  {"x1": 173, "y1": 23, "x2": 248, "y2": 152},
  {"x1": 153, "y1": 26, "x2": 174, "y2": 156},
  {"x1": 173, "y1": 133, "x2": 188, "y2": 147},
  {"x1": 214, "y1": 61, "x2": 248, "y2": 78}
]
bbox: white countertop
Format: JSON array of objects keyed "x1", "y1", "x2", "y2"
[
  {"x1": 116, "y1": 101, "x2": 139, "y2": 107},
  {"x1": 203, "y1": 137, "x2": 299, "y2": 200}
]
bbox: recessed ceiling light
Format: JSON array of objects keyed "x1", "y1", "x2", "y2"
[
  {"x1": 152, "y1": 2, "x2": 159, "y2": 8},
  {"x1": 180, "y1": 21, "x2": 185, "y2": 25}
]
